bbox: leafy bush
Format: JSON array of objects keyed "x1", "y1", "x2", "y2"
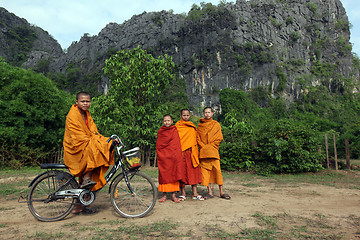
[
  {"x1": 0, "y1": 58, "x2": 72, "y2": 167},
  {"x1": 220, "y1": 112, "x2": 255, "y2": 171},
  {"x1": 217, "y1": 86, "x2": 359, "y2": 174},
  {"x1": 255, "y1": 119, "x2": 324, "y2": 174}
]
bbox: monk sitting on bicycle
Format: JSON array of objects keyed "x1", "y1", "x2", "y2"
[{"x1": 63, "y1": 91, "x2": 115, "y2": 214}]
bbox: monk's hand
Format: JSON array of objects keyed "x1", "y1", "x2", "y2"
[{"x1": 112, "y1": 138, "x2": 120, "y2": 147}]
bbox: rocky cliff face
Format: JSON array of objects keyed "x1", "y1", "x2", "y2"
[
  {"x1": 0, "y1": 8, "x2": 63, "y2": 67},
  {"x1": 1, "y1": 0, "x2": 358, "y2": 110}
]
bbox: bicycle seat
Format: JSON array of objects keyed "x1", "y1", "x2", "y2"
[{"x1": 40, "y1": 163, "x2": 68, "y2": 169}]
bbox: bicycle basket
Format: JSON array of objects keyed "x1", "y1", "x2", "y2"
[{"x1": 122, "y1": 147, "x2": 141, "y2": 169}]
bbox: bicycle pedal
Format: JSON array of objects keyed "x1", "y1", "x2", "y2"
[{"x1": 80, "y1": 179, "x2": 97, "y2": 189}]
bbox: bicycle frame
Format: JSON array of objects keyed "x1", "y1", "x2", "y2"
[{"x1": 105, "y1": 143, "x2": 139, "y2": 195}]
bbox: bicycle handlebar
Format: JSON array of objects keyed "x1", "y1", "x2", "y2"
[{"x1": 107, "y1": 135, "x2": 125, "y2": 148}]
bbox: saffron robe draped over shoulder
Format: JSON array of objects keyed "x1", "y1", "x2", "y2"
[
  {"x1": 197, "y1": 118, "x2": 224, "y2": 186},
  {"x1": 175, "y1": 119, "x2": 200, "y2": 168},
  {"x1": 63, "y1": 105, "x2": 114, "y2": 191},
  {"x1": 156, "y1": 125, "x2": 184, "y2": 184},
  {"x1": 197, "y1": 118, "x2": 223, "y2": 162}
]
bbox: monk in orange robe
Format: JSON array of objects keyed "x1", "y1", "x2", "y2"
[
  {"x1": 63, "y1": 92, "x2": 114, "y2": 196},
  {"x1": 156, "y1": 114, "x2": 184, "y2": 203},
  {"x1": 197, "y1": 107, "x2": 231, "y2": 200},
  {"x1": 175, "y1": 109, "x2": 204, "y2": 201}
]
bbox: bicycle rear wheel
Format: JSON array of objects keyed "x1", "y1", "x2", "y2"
[
  {"x1": 27, "y1": 170, "x2": 78, "y2": 222},
  {"x1": 110, "y1": 171, "x2": 157, "y2": 218}
]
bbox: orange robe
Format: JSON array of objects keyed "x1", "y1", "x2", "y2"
[
  {"x1": 197, "y1": 118, "x2": 223, "y2": 186},
  {"x1": 156, "y1": 125, "x2": 184, "y2": 192},
  {"x1": 175, "y1": 119, "x2": 201, "y2": 186},
  {"x1": 63, "y1": 105, "x2": 114, "y2": 191}
]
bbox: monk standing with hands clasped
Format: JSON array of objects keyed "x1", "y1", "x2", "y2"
[
  {"x1": 175, "y1": 109, "x2": 204, "y2": 201},
  {"x1": 197, "y1": 107, "x2": 231, "y2": 200},
  {"x1": 156, "y1": 114, "x2": 184, "y2": 203}
]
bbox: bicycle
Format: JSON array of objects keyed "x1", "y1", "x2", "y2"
[{"x1": 26, "y1": 135, "x2": 158, "y2": 222}]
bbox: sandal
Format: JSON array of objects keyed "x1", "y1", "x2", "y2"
[
  {"x1": 159, "y1": 196, "x2": 167, "y2": 202},
  {"x1": 178, "y1": 196, "x2": 186, "y2": 201},
  {"x1": 73, "y1": 207, "x2": 96, "y2": 215},
  {"x1": 82, "y1": 208, "x2": 96, "y2": 214},
  {"x1": 80, "y1": 178, "x2": 97, "y2": 189},
  {"x1": 204, "y1": 193, "x2": 214, "y2": 200},
  {"x1": 172, "y1": 198, "x2": 181, "y2": 203},
  {"x1": 192, "y1": 195, "x2": 205, "y2": 201},
  {"x1": 220, "y1": 193, "x2": 231, "y2": 200}
]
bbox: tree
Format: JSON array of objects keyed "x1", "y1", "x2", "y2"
[
  {"x1": 92, "y1": 46, "x2": 175, "y2": 166},
  {"x1": 0, "y1": 58, "x2": 72, "y2": 167}
]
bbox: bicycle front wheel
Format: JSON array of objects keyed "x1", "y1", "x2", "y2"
[
  {"x1": 27, "y1": 171, "x2": 78, "y2": 222},
  {"x1": 110, "y1": 171, "x2": 157, "y2": 218}
]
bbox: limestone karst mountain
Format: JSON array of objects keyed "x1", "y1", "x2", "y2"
[{"x1": 0, "y1": 0, "x2": 358, "y2": 110}]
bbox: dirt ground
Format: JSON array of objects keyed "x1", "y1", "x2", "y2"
[{"x1": 0, "y1": 170, "x2": 360, "y2": 239}]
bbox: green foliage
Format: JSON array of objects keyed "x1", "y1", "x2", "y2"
[
  {"x1": 247, "y1": 43, "x2": 274, "y2": 64},
  {"x1": 341, "y1": 121, "x2": 360, "y2": 159},
  {"x1": 187, "y1": 4, "x2": 205, "y2": 21},
  {"x1": 47, "y1": 62, "x2": 102, "y2": 97},
  {"x1": 248, "y1": 86, "x2": 270, "y2": 107},
  {"x1": 310, "y1": 60, "x2": 336, "y2": 79},
  {"x1": 162, "y1": 77, "x2": 189, "y2": 121},
  {"x1": 219, "y1": 88, "x2": 271, "y2": 135},
  {"x1": 235, "y1": 42, "x2": 274, "y2": 69},
  {"x1": 191, "y1": 55, "x2": 205, "y2": 68},
  {"x1": 306, "y1": 3, "x2": 318, "y2": 14},
  {"x1": 353, "y1": 55, "x2": 360, "y2": 71},
  {"x1": 151, "y1": 13, "x2": 163, "y2": 27},
  {"x1": 219, "y1": 88, "x2": 257, "y2": 118},
  {"x1": 220, "y1": 112, "x2": 255, "y2": 171},
  {"x1": 5, "y1": 25, "x2": 37, "y2": 66},
  {"x1": 237, "y1": 55, "x2": 252, "y2": 75},
  {"x1": 92, "y1": 46, "x2": 176, "y2": 164},
  {"x1": 270, "y1": 16, "x2": 283, "y2": 29},
  {"x1": 290, "y1": 31, "x2": 300, "y2": 42},
  {"x1": 335, "y1": 36, "x2": 352, "y2": 56},
  {"x1": 275, "y1": 66, "x2": 287, "y2": 93},
  {"x1": 255, "y1": 119, "x2": 324, "y2": 174},
  {"x1": 219, "y1": 84, "x2": 360, "y2": 173},
  {"x1": 186, "y1": 2, "x2": 230, "y2": 23},
  {"x1": 34, "y1": 59, "x2": 50, "y2": 74},
  {"x1": 285, "y1": 16, "x2": 294, "y2": 25},
  {"x1": 0, "y1": 58, "x2": 72, "y2": 167},
  {"x1": 335, "y1": 19, "x2": 350, "y2": 32}
]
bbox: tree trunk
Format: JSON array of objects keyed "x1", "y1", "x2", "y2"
[
  {"x1": 145, "y1": 145, "x2": 151, "y2": 167},
  {"x1": 345, "y1": 139, "x2": 350, "y2": 169},
  {"x1": 154, "y1": 152, "x2": 157, "y2": 167},
  {"x1": 325, "y1": 134, "x2": 329, "y2": 168},
  {"x1": 333, "y1": 134, "x2": 338, "y2": 170}
]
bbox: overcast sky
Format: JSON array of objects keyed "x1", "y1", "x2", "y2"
[{"x1": 1, "y1": 0, "x2": 359, "y2": 56}]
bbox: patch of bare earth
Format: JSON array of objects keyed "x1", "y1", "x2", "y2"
[{"x1": 0, "y1": 170, "x2": 359, "y2": 239}]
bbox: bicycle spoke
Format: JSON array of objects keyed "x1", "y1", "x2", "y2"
[
  {"x1": 110, "y1": 171, "x2": 157, "y2": 218},
  {"x1": 27, "y1": 171, "x2": 78, "y2": 222}
]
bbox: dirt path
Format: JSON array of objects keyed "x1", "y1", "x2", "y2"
[{"x1": 0, "y1": 171, "x2": 360, "y2": 239}]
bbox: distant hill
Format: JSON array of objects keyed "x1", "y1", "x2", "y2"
[{"x1": 0, "y1": 0, "x2": 359, "y2": 110}]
